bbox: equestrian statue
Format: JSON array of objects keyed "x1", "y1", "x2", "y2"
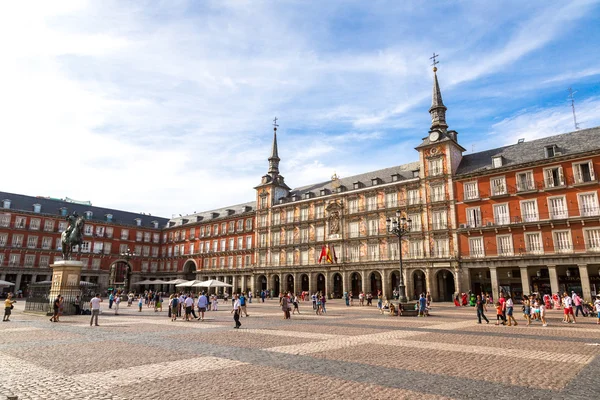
[{"x1": 61, "y1": 211, "x2": 85, "y2": 260}]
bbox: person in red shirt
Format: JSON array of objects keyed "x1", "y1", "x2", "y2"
[
  {"x1": 498, "y1": 294, "x2": 507, "y2": 325},
  {"x1": 495, "y1": 302, "x2": 504, "y2": 325}
]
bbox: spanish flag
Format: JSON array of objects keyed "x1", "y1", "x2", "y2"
[{"x1": 319, "y1": 245, "x2": 334, "y2": 264}]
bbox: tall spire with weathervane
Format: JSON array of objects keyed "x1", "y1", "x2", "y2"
[
  {"x1": 429, "y1": 53, "x2": 448, "y2": 131},
  {"x1": 268, "y1": 117, "x2": 280, "y2": 176}
]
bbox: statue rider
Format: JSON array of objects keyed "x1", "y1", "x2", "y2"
[{"x1": 64, "y1": 211, "x2": 79, "y2": 239}]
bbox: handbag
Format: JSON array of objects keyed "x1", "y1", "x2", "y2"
[{"x1": 10, "y1": 304, "x2": 14, "y2": 310}]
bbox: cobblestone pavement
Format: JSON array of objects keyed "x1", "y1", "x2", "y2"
[{"x1": 1, "y1": 299, "x2": 598, "y2": 399}]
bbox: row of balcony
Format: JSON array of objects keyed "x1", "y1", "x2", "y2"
[
  {"x1": 461, "y1": 208, "x2": 600, "y2": 230},
  {"x1": 466, "y1": 243, "x2": 600, "y2": 259}
]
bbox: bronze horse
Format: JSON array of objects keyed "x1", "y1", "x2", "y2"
[{"x1": 61, "y1": 215, "x2": 85, "y2": 260}]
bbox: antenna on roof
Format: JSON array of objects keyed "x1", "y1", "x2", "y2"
[
  {"x1": 471, "y1": 144, "x2": 474, "y2": 153},
  {"x1": 568, "y1": 88, "x2": 580, "y2": 130}
]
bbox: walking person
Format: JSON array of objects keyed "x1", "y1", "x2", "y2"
[
  {"x1": 292, "y1": 294, "x2": 300, "y2": 314},
  {"x1": 138, "y1": 295, "x2": 143, "y2": 312},
  {"x1": 498, "y1": 293, "x2": 507, "y2": 324},
  {"x1": 89, "y1": 293, "x2": 102, "y2": 326},
  {"x1": 572, "y1": 292, "x2": 586, "y2": 317},
  {"x1": 281, "y1": 293, "x2": 290, "y2": 319},
  {"x1": 184, "y1": 294, "x2": 194, "y2": 321},
  {"x1": 495, "y1": 302, "x2": 504, "y2": 325},
  {"x1": 321, "y1": 294, "x2": 327, "y2": 314},
  {"x1": 50, "y1": 294, "x2": 61, "y2": 322},
  {"x1": 3, "y1": 293, "x2": 16, "y2": 322},
  {"x1": 239, "y1": 293, "x2": 249, "y2": 317},
  {"x1": 418, "y1": 294, "x2": 427, "y2": 317},
  {"x1": 475, "y1": 295, "x2": 489, "y2": 324},
  {"x1": 114, "y1": 294, "x2": 121, "y2": 315},
  {"x1": 562, "y1": 292, "x2": 575, "y2": 324},
  {"x1": 522, "y1": 296, "x2": 531, "y2": 326},
  {"x1": 74, "y1": 295, "x2": 81, "y2": 315},
  {"x1": 594, "y1": 295, "x2": 600, "y2": 325},
  {"x1": 108, "y1": 292, "x2": 114, "y2": 309},
  {"x1": 197, "y1": 292, "x2": 208, "y2": 321},
  {"x1": 505, "y1": 296, "x2": 518, "y2": 326},
  {"x1": 231, "y1": 294, "x2": 241, "y2": 329}
]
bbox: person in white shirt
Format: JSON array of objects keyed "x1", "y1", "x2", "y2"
[
  {"x1": 594, "y1": 296, "x2": 600, "y2": 325},
  {"x1": 184, "y1": 295, "x2": 195, "y2": 321},
  {"x1": 231, "y1": 294, "x2": 241, "y2": 329},
  {"x1": 562, "y1": 292, "x2": 575, "y2": 324},
  {"x1": 197, "y1": 293, "x2": 208, "y2": 321},
  {"x1": 114, "y1": 294, "x2": 121, "y2": 315},
  {"x1": 212, "y1": 295, "x2": 219, "y2": 311},
  {"x1": 89, "y1": 294, "x2": 102, "y2": 326}
]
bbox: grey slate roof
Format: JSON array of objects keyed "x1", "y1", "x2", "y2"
[
  {"x1": 456, "y1": 127, "x2": 600, "y2": 176},
  {"x1": 168, "y1": 201, "x2": 256, "y2": 227},
  {"x1": 286, "y1": 161, "x2": 420, "y2": 200},
  {"x1": 0, "y1": 191, "x2": 169, "y2": 229}
]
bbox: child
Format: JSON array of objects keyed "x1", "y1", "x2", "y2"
[
  {"x1": 539, "y1": 301, "x2": 547, "y2": 327},
  {"x1": 522, "y1": 296, "x2": 531, "y2": 326},
  {"x1": 533, "y1": 299, "x2": 541, "y2": 322},
  {"x1": 594, "y1": 295, "x2": 600, "y2": 325},
  {"x1": 138, "y1": 296, "x2": 143, "y2": 312},
  {"x1": 495, "y1": 302, "x2": 504, "y2": 325}
]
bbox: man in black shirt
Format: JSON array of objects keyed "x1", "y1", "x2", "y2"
[
  {"x1": 475, "y1": 295, "x2": 489, "y2": 324},
  {"x1": 50, "y1": 295, "x2": 61, "y2": 322}
]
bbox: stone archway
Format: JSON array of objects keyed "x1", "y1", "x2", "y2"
[
  {"x1": 285, "y1": 274, "x2": 294, "y2": 294},
  {"x1": 350, "y1": 272, "x2": 362, "y2": 295},
  {"x1": 436, "y1": 269, "x2": 455, "y2": 302},
  {"x1": 369, "y1": 271, "x2": 382, "y2": 296},
  {"x1": 183, "y1": 260, "x2": 197, "y2": 281},
  {"x1": 332, "y1": 273, "x2": 343, "y2": 298},
  {"x1": 412, "y1": 269, "x2": 426, "y2": 300},
  {"x1": 109, "y1": 260, "x2": 131, "y2": 293},
  {"x1": 300, "y1": 274, "x2": 310, "y2": 292},
  {"x1": 316, "y1": 273, "x2": 326, "y2": 295},
  {"x1": 257, "y1": 275, "x2": 267, "y2": 292}
]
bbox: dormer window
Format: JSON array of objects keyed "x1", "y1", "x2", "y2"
[
  {"x1": 492, "y1": 156, "x2": 503, "y2": 168},
  {"x1": 412, "y1": 170, "x2": 420, "y2": 178},
  {"x1": 545, "y1": 145, "x2": 557, "y2": 158},
  {"x1": 303, "y1": 192, "x2": 311, "y2": 200},
  {"x1": 353, "y1": 181, "x2": 360, "y2": 190},
  {"x1": 33, "y1": 204, "x2": 41, "y2": 213},
  {"x1": 391, "y1": 174, "x2": 399, "y2": 182},
  {"x1": 60, "y1": 208, "x2": 68, "y2": 217},
  {"x1": 152, "y1": 220, "x2": 159, "y2": 228},
  {"x1": 84, "y1": 211, "x2": 93, "y2": 220},
  {"x1": 135, "y1": 218, "x2": 142, "y2": 226},
  {"x1": 371, "y1": 178, "x2": 380, "y2": 186},
  {"x1": 320, "y1": 189, "x2": 327, "y2": 196},
  {"x1": 2, "y1": 199, "x2": 10, "y2": 209},
  {"x1": 105, "y1": 214, "x2": 113, "y2": 222}
]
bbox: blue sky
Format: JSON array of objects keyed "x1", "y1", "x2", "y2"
[{"x1": 1, "y1": 0, "x2": 599, "y2": 217}]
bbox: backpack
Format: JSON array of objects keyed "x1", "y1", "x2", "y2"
[
  {"x1": 171, "y1": 298, "x2": 178, "y2": 307},
  {"x1": 240, "y1": 296, "x2": 245, "y2": 306}
]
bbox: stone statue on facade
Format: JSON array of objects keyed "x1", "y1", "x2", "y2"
[
  {"x1": 61, "y1": 212, "x2": 85, "y2": 260},
  {"x1": 329, "y1": 210, "x2": 340, "y2": 234}
]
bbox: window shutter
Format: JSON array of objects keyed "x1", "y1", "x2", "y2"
[
  {"x1": 545, "y1": 169, "x2": 553, "y2": 186},
  {"x1": 589, "y1": 162, "x2": 596, "y2": 180},
  {"x1": 559, "y1": 167, "x2": 565, "y2": 185}
]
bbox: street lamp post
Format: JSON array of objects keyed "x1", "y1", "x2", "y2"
[
  {"x1": 120, "y1": 248, "x2": 135, "y2": 292},
  {"x1": 386, "y1": 210, "x2": 412, "y2": 304}
]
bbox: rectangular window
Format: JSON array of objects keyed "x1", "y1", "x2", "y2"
[
  {"x1": 301, "y1": 228, "x2": 309, "y2": 243},
  {"x1": 497, "y1": 235, "x2": 513, "y2": 256},
  {"x1": 0, "y1": 214, "x2": 10, "y2": 227},
  {"x1": 259, "y1": 234, "x2": 267, "y2": 247},
  {"x1": 58, "y1": 221, "x2": 67, "y2": 233},
  {"x1": 228, "y1": 256, "x2": 234, "y2": 268},
  {"x1": 525, "y1": 232, "x2": 543, "y2": 255},
  {"x1": 152, "y1": 247, "x2": 159, "y2": 257},
  {"x1": 521, "y1": 200, "x2": 538, "y2": 222},
  {"x1": 272, "y1": 212, "x2": 280, "y2": 225},
  {"x1": 544, "y1": 166, "x2": 565, "y2": 188},
  {"x1": 246, "y1": 236, "x2": 252, "y2": 249},
  {"x1": 409, "y1": 240, "x2": 422, "y2": 258},
  {"x1": 315, "y1": 226, "x2": 325, "y2": 241},
  {"x1": 573, "y1": 161, "x2": 595, "y2": 183},
  {"x1": 300, "y1": 208, "x2": 309, "y2": 221},
  {"x1": 350, "y1": 245, "x2": 360, "y2": 262},
  {"x1": 236, "y1": 255, "x2": 243, "y2": 268},
  {"x1": 549, "y1": 196, "x2": 568, "y2": 219},
  {"x1": 408, "y1": 213, "x2": 421, "y2": 232},
  {"x1": 315, "y1": 205, "x2": 324, "y2": 219},
  {"x1": 428, "y1": 158, "x2": 443, "y2": 176},
  {"x1": 516, "y1": 171, "x2": 534, "y2": 192},
  {"x1": 228, "y1": 238, "x2": 234, "y2": 250},
  {"x1": 15, "y1": 216, "x2": 26, "y2": 228},
  {"x1": 492, "y1": 156, "x2": 502, "y2": 168},
  {"x1": 24, "y1": 255, "x2": 35, "y2": 267},
  {"x1": 143, "y1": 246, "x2": 150, "y2": 256},
  {"x1": 220, "y1": 239, "x2": 226, "y2": 251},
  {"x1": 0, "y1": 254, "x2": 4, "y2": 266},
  {"x1": 119, "y1": 244, "x2": 128, "y2": 254},
  {"x1": 143, "y1": 232, "x2": 151, "y2": 242},
  {"x1": 578, "y1": 192, "x2": 599, "y2": 217},
  {"x1": 386, "y1": 192, "x2": 398, "y2": 208},
  {"x1": 469, "y1": 237, "x2": 484, "y2": 258},
  {"x1": 272, "y1": 232, "x2": 280, "y2": 246},
  {"x1": 367, "y1": 196, "x2": 377, "y2": 211},
  {"x1": 493, "y1": 203, "x2": 510, "y2": 225},
  {"x1": 39, "y1": 256, "x2": 50, "y2": 267},
  {"x1": 286, "y1": 210, "x2": 294, "y2": 223},
  {"x1": 585, "y1": 228, "x2": 600, "y2": 251},
  {"x1": 271, "y1": 253, "x2": 279, "y2": 267},
  {"x1": 213, "y1": 224, "x2": 219, "y2": 235},
  {"x1": 368, "y1": 219, "x2": 379, "y2": 235},
  {"x1": 12, "y1": 234, "x2": 23, "y2": 247},
  {"x1": 389, "y1": 242, "x2": 399, "y2": 260},
  {"x1": 84, "y1": 225, "x2": 93, "y2": 236},
  {"x1": 27, "y1": 236, "x2": 38, "y2": 248},
  {"x1": 220, "y1": 258, "x2": 225, "y2": 268},
  {"x1": 136, "y1": 231, "x2": 143, "y2": 241},
  {"x1": 490, "y1": 176, "x2": 507, "y2": 196},
  {"x1": 433, "y1": 239, "x2": 449, "y2": 257},
  {"x1": 553, "y1": 230, "x2": 572, "y2": 253},
  {"x1": 349, "y1": 222, "x2": 359, "y2": 238},
  {"x1": 432, "y1": 211, "x2": 447, "y2": 230},
  {"x1": 236, "y1": 220, "x2": 243, "y2": 231},
  {"x1": 348, "y1": 199, "x2": 359, "y2": 214},
  {"x1": 9, "y1": 254, "x2": 20, "y2": 266},
  {"x1": 44, "y1": 219, "x2": 55, "y2": 232},
  {"x1": 463, "y1": 181, "x2": 479, "y2": 200},
  {"x1": 121, "y1": 229, "x2": 129, "y2": 240},
  {"x1": 259, "y1": 215, "x2": 267, "y2": 228},
  {"x1": 237, "y1": 237, "x2": 243, "y2": 249},
  {"x1": 466, "y1": 207, "x2": 481, "y2": 228},
  {"x1": 286, "y1": 251, "x2": 293, "y2": 266},
  {"x1": 430, "y1": 185, "x2": 445, "y2": 202},
  {"x1": 368, "y1": 243, "x2": 379, "y2": 260},
  {"x1": 245, "y1": 255, "x2": 251, "y2": 266},
  {"x1": 212, "y1": 240, "x2": 218, "y2": 252},
  {"x1": 0, "y1": 234, "x2": 8, "y2": 247},
  {"x1": 301, "y1": 250, "x2": 308, "y2": 265}
]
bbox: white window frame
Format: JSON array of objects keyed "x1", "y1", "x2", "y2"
[
  {"x1": 515, "y1": 170, "x2": 535, "y2": 192},
  {"x1": 572, "y1": 160, "x2": 596, "y2": 184},
  {"x1": 543, "y1": 165, "x2": 565, "y2": 188},
  {"x1": 496, "y1": 234, "x2": 513, "y2": 256},
  {"x1": 524, "y1": 232, "x2": 543, "y2": 255},
  {"x1": 490, "y1": 176, "x2": 507, "y2": 196},
  {"x1": 520, "y1": 199, "x2": 539, "y2": 222},
  {"x1": 465, "y1": 207, "x2": 481, "y2": 228},
  {"x1": 548, "y1": 195, "x2": 568, "y2": 219},
  {"x1": 552, "y1": 229, "x2": 573, "y2": 253},
  {"x1": 468, "y1": 237, "x2": 484, "y2": 258},
  {"x1": 493, "y1": 203, "x2": 510, "y2": 225},
  {"x1": 577, "y1": 191, "x2": 599, "y2": 217},
  {"x1": 463, "y1": 181, "x2": 479, "y2": 200},
  {"x1": 584, "y1": 228, "x2": 600, "y2": 251}
]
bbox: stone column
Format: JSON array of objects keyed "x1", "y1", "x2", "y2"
[
  {"x1": 381, "y1": 269, "x2": 389, "y2": 299},
  {"x1": 361, "y1": 271, "x2": 368, "y2": 295},
  {"x1": 14, "y1": 273, "x2": 22, "y2": 292},
  {"x1": 425, "y1": 268, "x2": 434, "y2": 300},
  {"x1": 342, "y1": 270, "x2": 348, "y2": 294},
  {"x1": 578, "y1": 264, "x2": 592, "y2": 302},
  {"x1": 520, "y1": 266, "x2": 531, "y2": 295},
  {"x1": 241, "y1": 275, "x2": 247, "y2": 293},
  {"x1": 231, "y1": 275, "x2": 237, "y2": 295},
  {"x1": 294, "y1": 273, "x2": 300, "y2": 295},
  {"x1": 490, "y1": 267, "x2": 499, "y2": 302},
  {"x1": 250, "y1": 274, "x2": 256, "y2": 295},
  {"x1": 547, "y1": 265, "x2": 559, "y2": 295}
]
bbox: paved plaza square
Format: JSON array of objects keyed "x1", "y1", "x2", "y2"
[{"x1": 1, "y1": 299, "x2": 598, "y2": 400}]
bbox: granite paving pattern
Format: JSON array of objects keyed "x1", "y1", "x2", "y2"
[{"x1": 0, "y1": 299, "x2": 598, "y2": 400}]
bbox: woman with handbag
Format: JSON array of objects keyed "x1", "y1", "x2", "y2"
[{"x1": 3, "y1": 293, "x2": 16, "y2": 322}]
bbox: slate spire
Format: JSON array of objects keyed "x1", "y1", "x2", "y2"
[
  {"x1": 429, "y1": 65, "x2": 448, "y2": 131},
  {"x1": 268, "y1": 117, "x2": 280, "y2": 176}
]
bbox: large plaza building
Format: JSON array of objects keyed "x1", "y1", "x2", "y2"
[{"x1": 2, "y1": 67, "x2": 599, "y2": 302}]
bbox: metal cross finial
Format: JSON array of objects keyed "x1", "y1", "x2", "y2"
[
  {"x1": 273, "y1": 117, "x2": 279, "y2": 130},
  {"x1": 430, "y1": 53, "x2": 439, "y2": 72}
]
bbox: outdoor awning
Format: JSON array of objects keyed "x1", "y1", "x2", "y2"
[
  {"x1": 192, "y1": 279, "x2": 233, "y2": 288},
  {"x1": 135, "y1": 279, "x2": 171, "y2": 285},
  {"x1": 0, "y1": 280, "x2": 15, "y2": 286},
  {"x1": 175, "y1": 280, "x2": 204, "y2": 287}
]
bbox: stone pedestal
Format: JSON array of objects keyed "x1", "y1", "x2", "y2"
[{"x1": 49, "y1": 261, "x2": 83, "y2": 314}]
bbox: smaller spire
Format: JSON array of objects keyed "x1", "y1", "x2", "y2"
[
  {"x1": 428, "y1": 53, "x2": 448, "y2": 131},
  {"x1": 268, "y1": 117, "x2": 280, "y2": 175}
]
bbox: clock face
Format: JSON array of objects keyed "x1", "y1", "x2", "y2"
[{"x1": 429, "y1": 131, "x2": 440, "y2": 142}]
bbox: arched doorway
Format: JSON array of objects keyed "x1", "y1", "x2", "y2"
[
  {"x1": 350, "y1": 272, "x2": 362, "y2": 295},
  {"x1": 257, "y1": 275, "x2": 267, "y2": 292},
  {"x1": 109, "y1": 261, "x2": 131, "y2": 293},
  {"x1": 301, "y1": 274, "x2": 309, "y2": 292},
  {"x1": 436, "y1": 269, "x2": 455, "y2": 301},
  {"x1": 390, "y1": 271, "x2": 399, "y2": 299},
  {"x1": 286, "y1": 274, "x2": 294, "y2": 294},
  {"x1": 316, "y1": 273, "x2": 326, "y2": 294},
  {"x1": 332, "y1": 273, "x2": 343, "y2": 298},
  {"x1": 183, "y1": 260, "x2": 197, "y2": 281},
  {"x1": 412, "y1": 270, "x2": 426, "y2": 300},
  {"x1": 273, "y1": 275, "x2": 280, "y2": 297},
  {"x1": 369, "y1": 271, "x2": 382, "y2": 296}
]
